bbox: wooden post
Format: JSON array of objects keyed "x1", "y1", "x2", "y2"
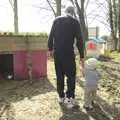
[
  {"x1": 25, "y1": 36, "x2": 32, "y2": 81},
  {"x1": 96, "y1": 26, "x2": 99, "y2": 38},
  {"x1": 14, "y1": 0, "x2": 19, "y2": 34}
]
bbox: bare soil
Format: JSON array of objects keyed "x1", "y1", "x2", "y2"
[{"x1": 0, "y1": 52, "x2": 120, "y2": 120}]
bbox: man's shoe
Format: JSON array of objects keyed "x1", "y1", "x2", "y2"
[
  {"x1": 59, "y1": 98, "x2": 65, "y2": 104},
  {"x1": 64, "y1": 98, "x2": 79, "y2": 109}
]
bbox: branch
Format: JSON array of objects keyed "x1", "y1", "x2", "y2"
[
  {"x1": 32, "y1": 5, "x2": 51, "y2": 11},
  {"x1": 95, "y1": 0, "x2": 109, "y2": 13},
  {"x1": 88, "y1": 2, "x2": 108, "y2": 18},
  {"x1": 46, "y1": 0, "x2": 56, "y2": 17},
  {"x1": 87, "y1": 5, "x2": 101, "y2": 17},
  {"x1": 85, "y1": 0, "x2": 90, "y2": 10},
  {"x1": 49, "y1": 1, "x2": 65, "y2": 8},
  {"x1": 88, "y1": 16, "x2": 110, "y2": 30},
  {"x1": 9, "y1": 0, "x2": 14, "y2": 10},
  {"x1": 69, "y1": 0, "x2": 74, "y2": 5},
  {"x1": 81, "y1": 0, "x2": 85, "y2": 11},
  {"x1": 69, "y1": 0, "x2": 78, "y2": 19},
  {"x1": 88, "y1": 14, "x2": 108, "y2": 21},
  {"x1": 74, "y1": 0, "x2": 82, "y2": 16}
]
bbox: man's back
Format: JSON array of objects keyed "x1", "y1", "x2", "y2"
[
  {"x1": 48, "y1": 15, "x2": 84, "y2": 58},
  {"x1": 52, "y1": 16, "x2": 79, "y2": 55}
]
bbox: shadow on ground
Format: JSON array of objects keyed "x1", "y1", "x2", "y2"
[
  {"x1": 59, "y1": 104, "x2": 89, "y2": 120},
  {"x1": 77, "y1": 78, "x2": 120, "y2": 120},
  {"x1": 0, "y1": 78, "x2": 56, "y2": 119},
  {"x1": 0, "y1": 102, "x2": 15, "y2": 120},
  {"x1": 0, "y1": 78, "x2": 55, "y2": 102},
  {"x1": 59, "y1": 102, "x2": 112, "y2": 120},
  {"x1": 86, "y1": 103, "x2": 111, "y2": 120}
]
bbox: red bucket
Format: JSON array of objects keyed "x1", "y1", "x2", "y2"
[{"x1": 87, "y1": 41, "x2": 96, "y2": 50}]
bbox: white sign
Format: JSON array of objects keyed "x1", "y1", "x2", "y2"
[{"x1": 88, "y1": 27, "x2": 99, "y2": 38}]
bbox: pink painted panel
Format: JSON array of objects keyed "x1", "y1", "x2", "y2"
[
  {"x1": 13, "y1": 51, "x2": 28, "y2": 79},
  {"x1": 32, "y1": 50, "x2": 47, "y2": 79}
]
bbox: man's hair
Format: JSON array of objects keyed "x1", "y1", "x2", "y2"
[{"x1": 65, "y1": 5, "x2": 75, "y2": 16}]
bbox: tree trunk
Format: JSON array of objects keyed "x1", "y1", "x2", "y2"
[
  {"x1": 113, "y1": 0, "x2": 118, "y2": 37},
  {"x1": 114, "y1": 37, "x2": 118, "y2": 50},
  {"x1": 80, "y1": 0, "x2": 88, "y2": 42},
  {"x1": 46, "y1": 0, "x2": 56, "y2": 17},
  {"x1": 69, "y1": 0, "x2": 88, "y2": 58},
  {"x1": 118, "y1": 0, "x2": 120, "y2": 52},
  {"x1": 109, "y1": 0, "x2": 118, "y2": 50},
  {"x1": 74, "y1": 0, "x2": 88, "y2": 52},
  {"x1": 118, "y1": 38, "x2": 120, "y2": 52},
  {"x1": 56, "y1": 0, "x2": 61, "y2": 16},
  {"x1": 14, "y1": 0, "x2": 18, "y2": 34},
  {"x1": 113, "y1": 0, "x2": 118, "y2": 50}
]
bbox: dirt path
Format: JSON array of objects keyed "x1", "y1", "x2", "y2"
[{"x1": 0, "y1": 58, "x2": 120, "y2": 120}]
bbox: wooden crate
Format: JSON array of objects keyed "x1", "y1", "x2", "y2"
[{"x1": 0, "y1": 36, "x2": 48, "y2": 80}]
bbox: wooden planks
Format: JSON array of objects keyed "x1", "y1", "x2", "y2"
[{"x1": 0, "y1": 36, "x2": 48, "y2": 51}]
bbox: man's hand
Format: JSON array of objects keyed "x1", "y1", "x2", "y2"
[
  {"x1": 80, "y1": 58, "x2": 84, "y2": 69},
  {"x1": 48, "y1": 50, "x2": 54, "y2": 58}
]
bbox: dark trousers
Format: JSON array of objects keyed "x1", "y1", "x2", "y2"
[{"x1": 54, "y1": 53, "x2": 76, "y2": 99}]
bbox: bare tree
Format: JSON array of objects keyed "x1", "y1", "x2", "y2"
[
  {"x1": 9, "y1": 0, "x2": 19, "y2": 34},
  {"x1": 88, "y1": 0, "x2": 118, "y2": 51},
  {"x1": 46, "y1": 0, "x2": 61, "y2": 17},
  {"x1": 56, "y1": 0, "x2": 61, "y2": 16},
  {"x1": 70, "y1": 0, "x2": 88, "y2": 44},
  {"x1": 45, "y1": 0, "x2": 120, "y2": 52},
  {"x1": 46, "y1": 0, "x2": 56, "y2": 17},
  {"x1": 108, "y1": 0, "x2": 118, "y2": 50},
  {"x1": 118, "y1": 0, "x2": 120, "y2": 52},
  {"x1": 88, "y1": 0, "x2": 110, "y2": 28},
  {"x1": 32, "y1": 0, "x2": 62, "y2": 17},
  {"x1": 113, "y1": 0, "x2": 118, "y2": 37}
]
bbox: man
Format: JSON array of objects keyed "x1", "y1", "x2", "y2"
[{"x1": 48, "y1": 5, "x2": 84, "y2": 108}]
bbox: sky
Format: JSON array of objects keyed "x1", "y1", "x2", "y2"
[{"x1": 0, "y1": 0, "x2": 110, "y2": 36}]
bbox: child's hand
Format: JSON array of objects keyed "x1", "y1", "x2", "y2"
[
  {"x1": 80, "y1": 58, "x2": 84, "y2": 76},
  {"x1": 48, "y1": 50, "x2": 54, "y2": 58},
  {"x1": 97, "y1": 68, "x2": 102, "y2": 73},
  {"x1": 80, "y1": 58, "x2": 84, "y2": 69},
  {"x1": 80, "y1": 66, "x2": 84, "y2": 77}
]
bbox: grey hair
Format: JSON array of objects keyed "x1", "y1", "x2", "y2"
[{"x1": 65, "y1": 5, "x2": 75, "y2": 16}]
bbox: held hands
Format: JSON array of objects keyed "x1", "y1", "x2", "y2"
[
  {"x1": 80, "y1": 58, "x2": 84, "y2": 69},
  {"x1": 80, "y1": 58, "x2": 84, "y2": 76},
  {"x1": 48, "y1": 50, "x2": 54, "y2": 58}
]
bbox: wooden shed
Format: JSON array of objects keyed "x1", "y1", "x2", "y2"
[{"x1": 0, "y1": 35, "x2": 47, "y2": 80}]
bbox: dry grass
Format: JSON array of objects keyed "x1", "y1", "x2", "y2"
[{"x1": 0, "y1": 53, "x2": 120, "y2": 120}]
